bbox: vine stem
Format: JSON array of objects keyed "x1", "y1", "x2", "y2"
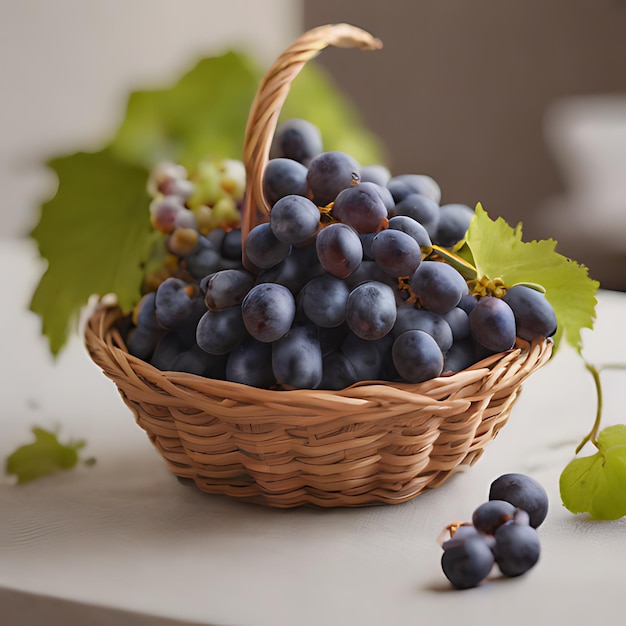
[
  {"x1": 575, "y1": 362, "x2": 626, "y2": 455},
  {"x1": 575, "y1": 362, "x2": 603, "y2": 454}
]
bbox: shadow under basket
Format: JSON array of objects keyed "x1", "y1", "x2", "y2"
[{"x1": 85, "y1": 305, "x2": 552, "y2": 508}]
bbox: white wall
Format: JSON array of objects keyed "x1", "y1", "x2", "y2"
[{"x1": 0, "y1": 0, "x2": 302, "y2": 238}]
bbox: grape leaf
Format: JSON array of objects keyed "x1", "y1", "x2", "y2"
[
  {"x1": 110, "y1": 52, "x2": 261, "y2": 170},
  {"x1": 5, "y1": 427, "x2": 88, "y2": 484},
  {"x1": 465, "y1": 203, "x2": 599, "y2": 353},
  {"x1": 560, "y1": 425, "x2": 626, "y2": 520},
  {"x1": 30, "y1": 149, "x2": 152, "y2": 354}
]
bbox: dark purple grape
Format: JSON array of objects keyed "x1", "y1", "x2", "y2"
[
  {"x1": 203, "y1": 269, "x2": 255, "y2": 310},
  {"x1": 306, "y1": 151, "x2": 360, "y2": 206},
  {"x1": 409, "y1": 261, "x2": 468, "y2": 314},
  {"x1": 244, "y1": 222, "x2": 291, "y2": 269},
  {"x1": 469, "y1": 296, "x2": 516, "y2": 353},
  {"x1": 434, "y1": 203, "x2": 475, "y2": 248},
  {"x1": 272, "y1": 324, "x2": 323, "y2": 389},
  {"x1": 226, "y1": 336, "x2": 276, "y2": 388},
  {"x1": 300, "y1": 273, "x2": 350, "y2": 328},
  {"x1": 392, "y1": 330, "x2": 443, "y2": 383},
  {"x1": 196, "y1": 306, "x2": 247, "y2": 355},
  {"x1": 442, "y1": 307, "x2": 470, "y2": 341},
  {"x1": 263, "y1": 158, "x2": 309, "y2": 206},
  {"x1": 241, "y1": 283, "x2": 296, "y2": 342},
  {"x1": 493, "y1": 513, "x2": 541, "y2": 577},
  {"x1": 359, "y1": 164, "x2": 391, "y2": 187},
  {"x1": 394, "y1": 193, "x2": 440, "y2": 238},
  {"x1": 472, "y1": 500, "x2": 517, "y2": 535},
  {"x1": 387, "y1": 174, "x2": 441, "y2": 204},
  {"x1": 489, "y1": 473, "x2": 549, "y2": 528},
  {"x1": 346, "y1": 281, "x2": 397, "y2": 340},
  {"x1": 154, "y1": 278, "x2": 203, "y2": 330},
  {"x1": 371, "y1": 228, "x2": 421, "y2": 277},
  {"x1": 441, "y1": 530, "x2": 495, "y2": 589},
  {"x1": 331, "y1": 183, "x2": 388, "y2": 234},
  {"x1": 315, "y1": 222, "x2": 363, "y2": 279},
  {"x1": 269, "y1": 194, "x2": 320, "y2": 245},
  {"x1": 269, "y1": 118, "x2": 323, "y2": 165},
  {"x1": 502, "y1": 285, "x2": 557, "y2": 342}
]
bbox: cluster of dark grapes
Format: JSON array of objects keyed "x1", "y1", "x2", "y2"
[
  {"x1": 126, "y1": 117, "x2": 558, "y2": 389},
  {"x1": 440, "y1": 473, "x2": 548, "y2": 589}
]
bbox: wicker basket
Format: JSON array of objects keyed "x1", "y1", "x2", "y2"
[{"x1": 84, "y1": 24, "x2": 553, "y2": 508}]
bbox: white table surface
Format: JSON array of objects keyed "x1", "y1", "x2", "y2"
[{"x1": 1, "y1": 238, "x2": 625, "y2": 626}]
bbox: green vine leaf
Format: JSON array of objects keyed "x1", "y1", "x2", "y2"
[
  {"x1": 5, "y1": 427, "x2": 91, "y2": 484},
  {"x1": 30, "y1": 149, "x2": 152, "y2": 355},
  {"x1": 560, "y1": 425, "x2": 626, "y2": 520},
  {"x1": 465, "y1": 203, "x2": 600, "y2": 353}
]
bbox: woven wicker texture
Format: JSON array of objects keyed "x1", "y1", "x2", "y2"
[{"x1": 84, "y1": 24, "x2": 553, "y2": 507}]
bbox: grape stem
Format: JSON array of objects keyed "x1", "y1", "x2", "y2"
[{"x1": 576, "y1": 362, "x2": 626, "y2": 454}]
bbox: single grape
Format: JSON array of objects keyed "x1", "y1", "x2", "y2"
[
  {"x1": 185, "y1": 237, "x2": 222, "y2": 279},
  {"x1": 332, "y1": 184, "x2": 388, "y2": 234},
  {"x1": 315, "y1": 222, "x2": 363, "y2": 279},
  {"x1": 360, "y1": 164, "x2": 391, "y2": 187},
  {"x1": 392, "y1": 330, "x2": 443, "y2": 383},
  {"x1": 434, "y1": 203, "x2": 475, "y2": 248},
  {"x1": 441, "y1": 531, "x2": 495, "y2": 589},
  {"x1": 203, "y1": 269, "x2": 255, "y2": 310},
  {"x1": 345, "y1": 281, "x2": 397, "y2": 340},
  {"x1": 472, "y1": 500, "x2": 517, "y2": 535},
  {"x1": 196, "y1": 306, "x2": 247, "y2": 355},
  {"x1": 442, "y1": 307, "x2": 470, "y2": 341},
  {"x1": 306, "y1": 151, "x2": 360, "y2": 206},
  {"x1": 263, "y1": 158, "x2": 309, "y2": 206},
  {"x1": 244, "y1": 222, "x2": 291, "y2": 269},
  {"x1": 469, "y1": 296, "x2": 516, "y2": 353},
  {"x1": 502, "y1": 285, "x2": 557, "y2": 342},
  {"x1": 409, "y1": 261, "x2": 468, "y2": 314},
  {"x1": 221, "y1": 228, "x2": 242, "y2": 261},
  {"x1": 269, "y1": 194, "x2": 320, "y2": 245},
  {"x1": 149, "y1": 196, "x2": 186, "y2": 234},
  {"x1": 241, "y1": 283, "x2": 296, "y2": 343},
  {"x1": 489, "y1": 473, "x2": 549, "y2": 528},
  {"x1": 154, "y1": 278, "x2": 204, "y2": 330},
  {"x1": 393, "y1": 193, "x2": 440, "y2": 238},
  {"x1": 458, "y1": 293, "x2": 478, "y2": 314},
  {"x1": 493, "y1": 514, "x2": 541, "y2": 577},
  {"x1": 226, "y1": 337, "x2": 276, "y2": 388},
  {"x1": 269, "y1": 118, "x2": 323, "y2": 165},
  {"x1": 300, "y1": 273, "x2": 350, "y2": 328},
  {"x1": 272, "y1": 324, "x2": 323, "y2": 389},
  {"x1": 371, "y1": 229, "x2": 422, "y2": 278}
]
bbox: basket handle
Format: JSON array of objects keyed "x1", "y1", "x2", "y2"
[{"x1": 241, "y1": 23, "x2": 383, "y2": 246}]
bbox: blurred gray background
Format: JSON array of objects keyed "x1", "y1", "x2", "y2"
[{"x1": 2, "y1": 0, "x2": 625, "y2": 289}]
